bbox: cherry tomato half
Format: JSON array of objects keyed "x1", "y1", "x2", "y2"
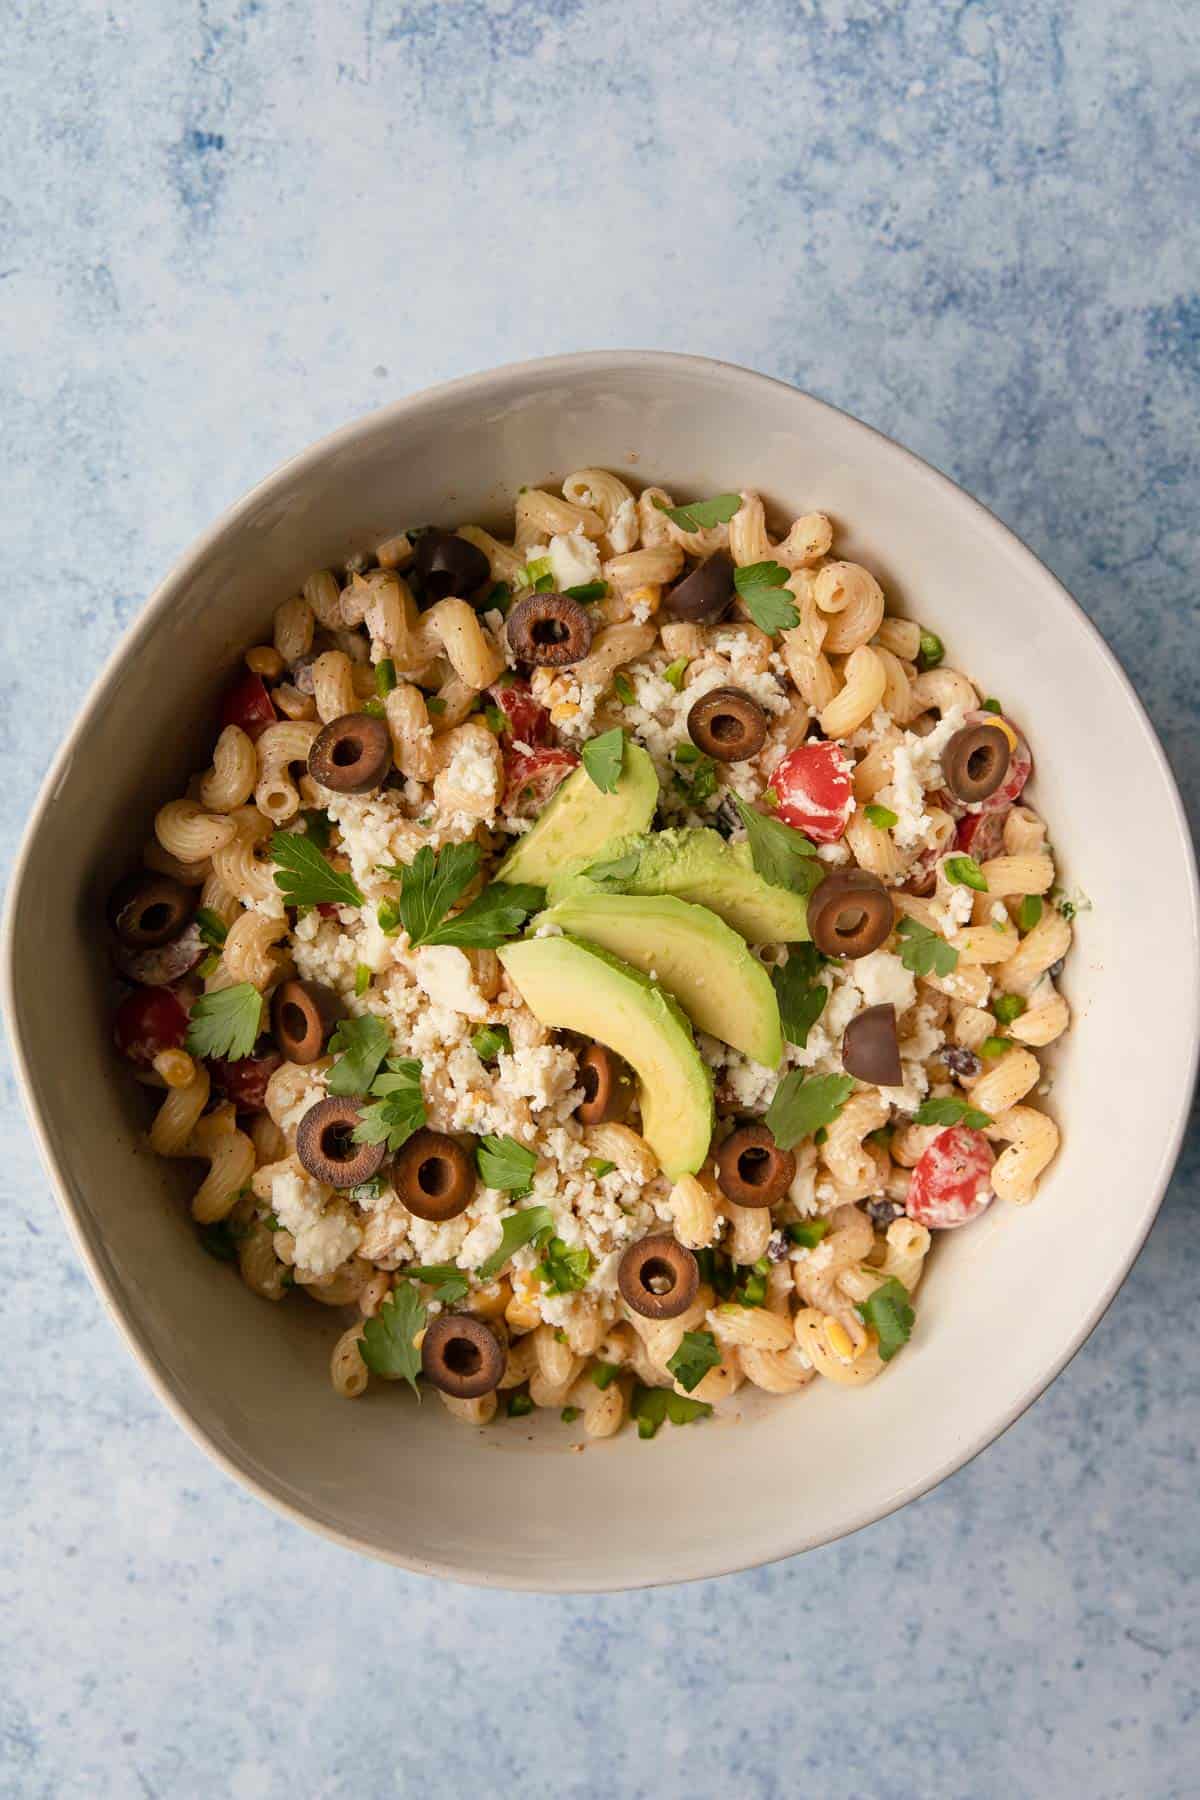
[
  {"x1": 503, "y1": 746, "x2": 579, "y2": 815},
  {"x1": 769, "y1": 740, "x2": 854, "y2": 843},
  {"x1": 955, "y1": 806, "x2": 1010, "y2": 862},
  {"x1": 488, "y1": 679, "x2": 551, "y2": 747},
  {"x1": 207, "y1": 1048, "x2": 282, "y2": 1113},
  {"x1": 114, "y1": 986, "x2": 189, "y2": 1065},
  {"x1": 906, "y1": 1125, "x2": 995, "y2": 1229},
  {"x1": 220, "y1": 671, "x2": 277, "y2": 743}
]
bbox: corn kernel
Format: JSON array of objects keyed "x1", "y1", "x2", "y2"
[
  {"x1": 468, "y1": 1278, "x2": 511, "y2": 1321},
  {"x1": 245, "y1": 645, "x2": 284, "y2": 680},
  {"x1": 991, "y1": 716, "x2": 1019, "y2": 753},
  {"x1": 823, "y1": 1319, "x2": 855, "y2": 1362},
  {"x1": 550, "y1": 702, "x2": 581, "y2": 724}
]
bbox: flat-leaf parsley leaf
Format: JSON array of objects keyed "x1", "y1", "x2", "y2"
[
  {"x1": 771, "y1": 946, "x2": 828, "y2": 1049},
  {"x1": 858, "y1": 1276, "x2": 914, "y2": 1362},
  {"x1": 186, "y1": 983, "x2": 264, "y2": 1061},
  {"x1": 477, "y1": 1204, "x2": 556, "y2": 1279},
  {"x1": 896, "y1": 916, "x2": 959, "y2": 978},
  {"x1": 733, "y1": 796, "x2": 822, "y2": 895},
  {"x1": 665, "y1": 1329, "x2": 721, "y2": 1393},
  {"x1": 732, "y1": 561, "x2": 799, "y2": 635},
  {"x1": 912, "y1": 1095, "x2": 991, "y2": 1130},
  {"x1": 357, "y1": 1282, "x2": 426, "y2": 1396},
  {"x1": 271, "y1": 831, "x2": 364, "y2": 910},
  {"x1": 326, "y1": 1015, "x2": 392, "y2": 1096},
  {"x1": 382, "y1": 841, "x2": 481, "y2": 947},
  {"x1": 652, "y1": 492, "x2": 743, "y2": 533},
  {"x1": 764, "y1": 1071, "x2": 855, "y2": 1150},
  {"x1": 352, "y1": 1057, "x2": 426, "y2": 1153},
  {"x1": 476, "y1": 1134, "x2": 538, "y2": 1196},
  {"x1": 581, "y1": 728, "x2": 625, "y2": 795}
]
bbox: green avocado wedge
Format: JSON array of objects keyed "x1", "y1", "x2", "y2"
[
  {"x1": 497, "y1": 934, "x2": 714, "y2": 1179},
  {"x1": 547, "y1": 826, "x2": 813, "y2": 944},
  {"x1": 495, "y1": 741, "x2": 658, "y2": 888},
  {"x1": 539, "y1": 893, "x2": 783, "y2": 1067}
]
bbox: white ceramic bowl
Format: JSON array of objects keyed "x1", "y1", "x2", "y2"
[{"x1": 7, "y1": 353, "x2": 1198, "y2": 1590}]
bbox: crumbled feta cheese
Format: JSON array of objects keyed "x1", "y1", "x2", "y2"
[
  {"x1": 852, "y1": 949, "x2": 917, "y2": 1015},
  {"x1": 408, "y1": 946, "x2": 489, "y2": 1019},
  {"x1": 607, "y1": 497, "x2": 639, "y2": 553},
  {"x1": 546, "y1": 528, "x2": 602, "y2": 591},
  {"x1": 271, "y1": 1169, "x2": 362, "y2": 1277}
]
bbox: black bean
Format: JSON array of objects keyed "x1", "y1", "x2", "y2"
[{"x1": 862, "y1": 1198, "x2": 905, "y2": 1227}]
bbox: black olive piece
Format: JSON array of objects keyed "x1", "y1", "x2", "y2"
[
  {"x1": 308, "y1": 712, "x2": 393, "y2": 794},
  {"x1": 941, "y1": 723, "x2": 1011, "y2": 805},
  {"x1": 113, "y1": 920, "x2": 206, "y2": 987},
  {"x1": 413, "y1": 529, "x2": 491, "y2": 602},
  {"x1": 505, "y1": 593, "x2": 594, "y2": 667},
  {"x1": 272, "y1": 979, "x2": 345, "y2": 1065},
  {"x1": 806, "y1": 868, "x2": 894, "y2": 960},
  {"x1": 575, "y1": 1045, "x2": 636, "y2": 1126},
  {"x1": 661, "y1": 550, "x2": 736, "y2": 625},
  {"x1": 687, "y1": 685, "x2": 768, "y2": 763},
  {"x1": 842, "y1": 1003, "x2": 902, "y2": 1086},
  {"x1": 617, "y1": 1234, "x2": 700, "y2": 1320},
  {"x1": 295, "y1": 1097, "x2": 387, "y2": 1189},
  {"x1": 715, "y1": 1124, "x2": 796, "y2": 1208},
  {"x1": 108, "y1": 872, "x2": 195, "y2": 948},
  {"x1": 421, "y1": 1313, "x2": 505, "y2": 1399},
  {"x1": 942, "y1": 1043, "x2": 982, "y2": 1081},
  {"x1": 392, "y1": 1129, "x2": 476, "y2": 1223}
]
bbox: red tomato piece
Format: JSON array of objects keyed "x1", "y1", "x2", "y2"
[
  {"x1": 114, "y1": 986, "x2": 189, "y2": 1065},
  {"x1": 503, "y1": 746, "x2": 579, "y2": 815},
  {"x1": 316, "y1": 902, "x2": 339, "y2": 918},
  {"x1": 488, "y1": 680, "x2": 551, "y2": 747},
  {"x1": 220, "y1": 671, "x2": 277, "y2": 743},
  {"x1": 769, "y1": 741, "x2": 854, "y2": 843},
  {"x1": 965, "y1": 710, "x2": 1032, "y2": 813},
  {"x1": 208, "y1": 1048, "x2": 282, "y2": 1113},
  {"x1": 955, "y1": 806, "x2": 1010, "y2": 862},
  {"x1": 906, "y1": 1126, "x2": 995, "y2": 1229}
]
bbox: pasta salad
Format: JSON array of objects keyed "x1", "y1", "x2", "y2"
[{"x1": 106, "y1": 470, "x2": 1073, "y2": 1440}]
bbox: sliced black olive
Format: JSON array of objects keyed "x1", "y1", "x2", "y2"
[
  {"x1": 662, "y1": 550, "x2": 736, "y2": 624},
  {"x1": 392, "y1": 1129, "x2": 475, "y2": 1222},
  {"x1": 421, "y1": 1313, "x2": 505, "y2": 1398},
  {"x1": 272, "y1": 979, "x2": 345, "y2": 1064},
  {"x1": 296, "y1": 1097, "x2": 386, "y2": 1189},
  {"x1": 575, "y1": 1045, "x2": 635, "y2": 1126},
  {"x1": 413, "y1": 529, "x2": 491, "y2": 602},
  {"x1": 941, "y1": 723, "x2": 1011, "y2": 805},
  {"x1": 308, "y1": 712, "x2": 393, "y2": 794},
  {"x1": 617, "y1": 1234, "x2": 699, "y2": 1320},
  {"x1": 506, "y1": 593, "x2": 594, "y2": 667},
  {"x1": 687, "y1": 685, "x2": 768, "y2": 762},
  {"x1": 113, "y1": 920, "x2": 206, "y2": 987},
  {"x1": 108, "y1": 873, "x2": 194, "y2": 948},
  {"x1": 715, "y1": 1123, "x2": 795, "y2": 1207},
  {"x1": 806, "y1": 868, "x2": 894, "y2": 960},
  {"x1": 842, "y1": 1003, "x2": 902, "y2": 1086}
]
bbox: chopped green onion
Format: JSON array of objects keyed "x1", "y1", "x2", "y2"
[
  {"x1": 585, "y1": 1157, "x2": 616, "y2": 1178},
  {"x1": 560, "y1": 1406, "x2": 580, "y2": 1423},
  {"x1": 375, "y1": 658, "x2": 397, "y2": 696},
  {"x1": 425, "y1": 696, "x2": 447, "y2": 716},
  {"x1": 740, "y1": 1272, "x2": 767, "y2": 1306},
  {"x1": 864, "y1": 803, "x2": 899, "y2": 831},
  {"x1": 354, "y1": 963, "x2": 371, "y2": 996},
  {"x1": 786, "y1": 1218, "x2": 831, "y2": 1249},
  {"x1": 507, "y1": 1391, "x2": 534, "y2": 1418},
  {"x1": 471, "y1": 1023, "x2": 512, "y2": 1062},
  {"x1": 613, "y1": 672, "x2": 636, "y2": 707},
  {"x1": 591, "y1": 1361, "x2": 619, "y2": 1390},
  {"x1": 197, "y1": 952, "x2": 221, "y2": 979},
  {"x1": 663, "y1": 657, "x2": 688, "y2": 690},
  {"x1": 377, "y1": 898, "x2": 402, "y2": 936},
  {"x1": 981, "y1": 696, "x2": 1002, "y2": 714},
  {"x1": 360, "y1": 697, "x2": 385, "y2": 717},
  {"x1": 564, "y1": 581, "x2": 608, "y2": 601},
  {"x1": 993, "y1": 993, "x2": 1027, "y2": 1026},
  {"x1": 483, "y1": 704, "x2": 507, "y2": 734},
  {"x1": 1015, "y1": 895, "x2": 1042, "y2": 932},
  {"x1": 673, "y1": 742, "x2": 701, "y2": 764},
  {"x1": 979, "y1": 1035, "x2": 1009, "y2": 1058}
]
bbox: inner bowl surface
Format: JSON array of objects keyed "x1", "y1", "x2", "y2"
[{"x1": 6, "y1": 352, "x2": 1197, "y2": 1589}]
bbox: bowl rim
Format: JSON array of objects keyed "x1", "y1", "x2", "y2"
[{"x1": 5, "y1": 348, "x2": 1198, "y2": 1590}]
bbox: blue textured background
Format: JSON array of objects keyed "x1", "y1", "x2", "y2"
[{"x1": 2, "y1": 3, "x2": 1198, "y2": 1795}]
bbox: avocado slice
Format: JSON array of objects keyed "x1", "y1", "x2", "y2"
[
  {"x1": 547, "y1": 827, "x2": 812, "y2": 945},
  {"x1": 495, "y1": 741, "x2": 658, "y2": 888},
  {"x1": 497, "y1": 934, "x2": 714, "y2": 1179},
  {"x1": 541, "y1": 893, "x2": 783, "y2": 1067}
]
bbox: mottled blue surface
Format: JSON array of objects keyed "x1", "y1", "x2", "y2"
[{"x1": 2, "y1": 2, "x2": 1198, "y2": 1795}]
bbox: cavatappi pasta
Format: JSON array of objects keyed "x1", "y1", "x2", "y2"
[{"x1": 105, "y1": 473, "x2": 1076, "y2": 1439}]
